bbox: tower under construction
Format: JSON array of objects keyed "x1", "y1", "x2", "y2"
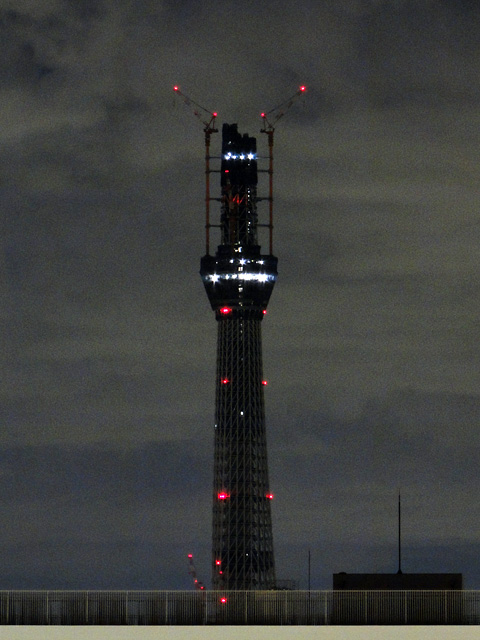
[
  {"x1": 175, "y1": 85, "x2": 305, "y2": 590},
  {"x1": 200, "y1": 122, "x2": 277, "y2": 590}
]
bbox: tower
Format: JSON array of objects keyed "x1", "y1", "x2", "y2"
[
  {"x1": 174, "y1": 84, "x2": 305, "y2": 590},
  {"x1": 200, "y1": 123, "x2": 277, "y2": 590}
]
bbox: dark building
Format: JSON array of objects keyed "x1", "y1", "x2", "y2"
[
  {"x1": 332, "y1": 573, "x2": 464, "y2": 624},
  {"x1": 200, "y1": 123, "x2": 277, "y2": 590},
  {"x1": 333, "y1": 572, "x2": 463, "y2": 590}
]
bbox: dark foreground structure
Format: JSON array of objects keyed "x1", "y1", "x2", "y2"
[
  {"x1": 333, "y1": 572, "x2": 463, "y2": 590},
  {"x1": 332, "y1": 574, "x2": 464, "y2": 624},
  {"x1": 1, "y1": 590, "x2": 479, "y2": 625}
]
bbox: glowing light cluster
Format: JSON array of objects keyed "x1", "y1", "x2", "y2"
[
  {"x1": 218, "y1": 492, "x2": 230, "y2": 500},
  {"x1": 224, "y1": 152, "x2": 256, "y2": 160},
  {"x1": 228, "y1": 258, "x2": 264, "y2": 266},
  {"x1": 206, "y1": 272, "x2": 276, "y2": 283}
]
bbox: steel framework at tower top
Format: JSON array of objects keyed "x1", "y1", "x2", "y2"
[{"x1": 175, "y1": 86, "x2": 305, "y2": 590}]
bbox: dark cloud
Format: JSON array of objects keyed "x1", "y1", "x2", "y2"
[
  {"x1": 0, "y1": 442, "x2": 211, "y2": 588},
  {"x1": 1, "y1": 0, "x2": 480, "y2": 589}
]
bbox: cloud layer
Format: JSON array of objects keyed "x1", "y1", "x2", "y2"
[{"x1": 2, "y1": 0, "x2": 480, "y2": 588}]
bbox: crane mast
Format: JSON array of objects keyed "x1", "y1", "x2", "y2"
[
  {"x1": 173, "y1": 86, "x2": 218, "y2": 254},
  {"x1": 260, "y1": 86, "x2": 306, "y2": 253}
]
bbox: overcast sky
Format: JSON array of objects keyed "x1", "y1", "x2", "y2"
[{"x1": 2, "y1": 0, "x2": 480, "y2": 590}]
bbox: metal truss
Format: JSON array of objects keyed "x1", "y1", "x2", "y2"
[{"x1": 212, "y1": 314, "x2": 275, "y2": 590}]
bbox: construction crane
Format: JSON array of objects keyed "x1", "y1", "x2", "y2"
[
  {"x1": 187, "y1": 553, "x2": 205, "y2": 591},
  {"x1": 260, "y1": 85, "x2": 306, "y2": 132},
  {"x1": 174, "y1": 86, "x2": 218, "y2": 254},
  {"x1": 173, "y1": 84, "x2": 306, "y2": 255},
  {"x1": 260, "y1": 85, "x2": 306, "y2": 253}
]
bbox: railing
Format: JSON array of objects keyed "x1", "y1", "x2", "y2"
[{"x1": 0, "y1": 590, "x2": 478, "y2": 625}]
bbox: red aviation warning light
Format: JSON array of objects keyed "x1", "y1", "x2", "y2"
[
  {"x1": 221, "y1": 378, "x2": 230, "y2": 385},
  {"x1": 220, "y1": 597, "x2": 227, "y2": 604},
  {"x1": 219, "y1": 306, "x2": 232, "y2": 315},
  {"x1": 218, "y1": 492, "x2": 230, "y2": 500},
  {"x1": 262, "y1": 380, "x2": 268, "y2": 386},
  {"x1": 266, "y1": 493, "x2": 274, "y2": 500}
]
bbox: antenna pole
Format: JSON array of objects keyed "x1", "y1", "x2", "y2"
[
  {"x1": 308, "y1": 549, "x2": 311, "y2": 591},
  {"x1": 397, "y1": 492, "x2": 402, "y2": 574}
]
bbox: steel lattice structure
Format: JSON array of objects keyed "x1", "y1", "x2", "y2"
[{"x1": 200, "y1": 123, "x2": 277, "y2": 590}]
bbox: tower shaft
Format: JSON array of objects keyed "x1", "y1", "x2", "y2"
[{"x1": 212, "y1": 315, "x2": 275, "y2": 589}]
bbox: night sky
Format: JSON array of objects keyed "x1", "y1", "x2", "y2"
[{"x1": 2, "y1": 0, "x2": 480, "y2": 590}]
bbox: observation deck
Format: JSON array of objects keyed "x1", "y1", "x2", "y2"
[{"x1": 200, "y1": 250, "x2": 277, "y2": 317}]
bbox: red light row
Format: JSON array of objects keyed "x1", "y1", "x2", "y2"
[
  {"x1": 221, "y1": 378, "x2": 268, "y2": 385},
  {"x1": 175, "y1": 85, "x2": 305, "y2": 118},
  {"x1": 217, "y1": 492, "x2": 273, "y2": 500},
  {"x1": 219, "y1": 307, "x2": 268, "y2": 316}
]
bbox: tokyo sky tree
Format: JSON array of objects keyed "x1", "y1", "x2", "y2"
[
  {"x1": 200, "y1": 123, "x2": 277, "y2": 590},
  {"x1": 175, "y1": 85, "x2": 305, "y2": 590}
]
